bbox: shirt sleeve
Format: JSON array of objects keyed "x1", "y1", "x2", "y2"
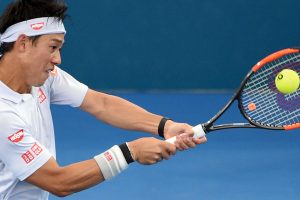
[
  {"x1": 48, "y1": 66, "x2": 88, "y2": 107},
  {"x1": 0, "y1": 111, "x2": 52, "y2": 181}
]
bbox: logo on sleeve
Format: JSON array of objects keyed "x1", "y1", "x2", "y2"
[
  {"x1": 38, "y1": 88, "x2": 46, "y2": 104},
  {"x1": 30, "y1": 22, "x2": 45, "y2": 30},
  {"x1": 8, "y1": 130, "x2": 24, "y2": 143},
  {"x1": 22, "y1": 150, "x2": 35, "y2": 164},
  {"x1": 21, "y1": 143, "x2": 44, "y2": 164},
  {"x1": 31, "y1": 143, "x2": 43, "y2": 156}
]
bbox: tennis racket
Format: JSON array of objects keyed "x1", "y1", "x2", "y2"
[{"x1": 167, "y1": 48, "x2": 300, "y2": 143}]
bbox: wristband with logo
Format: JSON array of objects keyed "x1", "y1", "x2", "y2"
[{"x1": 94, "y1": 145, "x2": 128, "y2": 180}]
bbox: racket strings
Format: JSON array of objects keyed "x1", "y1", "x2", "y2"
[
  {"x1": 242, "y1": 54, "x2": 300, "y2": 104},
  {"x1": 242, "y1": 56, "x2": 300, "y2": 104},
  {"x1": 245, "y1": 54, "x2": 300, "y2": 93},
  {"x1": 240, "y1": 52, "x2": 300, "y2": 128},
  {"x1": 252, "y1": 96, "x2": 300, "y2": 125}
]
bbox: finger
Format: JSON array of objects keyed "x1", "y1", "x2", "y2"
[
  {"x1": 182, "y1": 136, "x2": 196, "y2": 148},
  {"x1": 192, "y1": 136, "x2": 207, "y2": 144},
  {"x1": 173, "y1": 136, "x2": 186, "y2": 151},
  {"x1": 175, "y1": 135, "x2": 190, "y2": 150},
  {"x1": 181, "y1": 123, "x2": 194, "y2": 132},
  {"x1": 179, "y1": 132, "x2": 193, "y2": 137},
  {"x1": 156, "y1": 155, "x2": 163, "y2": 162},
  {"x1": 161, "y1": 150, "x2": 171, "y2": 160},
  {"x1": 164, "y1": 141, "x2": 177, "y2": 155}
]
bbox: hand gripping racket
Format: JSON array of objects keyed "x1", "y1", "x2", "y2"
[{"x1": 167, "y1": 48, "x2": 300, "y2": 143}]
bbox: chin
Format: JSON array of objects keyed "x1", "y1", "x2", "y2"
[
  {"x1": 33, "y1": 80, "x2": 47, "y2": 87},
  {"x1": 30, "y1": 72, "x2": 50, "y2": 87},
  {"x1": 34, "y1": 83, "x2": 44, "y2": 87}
]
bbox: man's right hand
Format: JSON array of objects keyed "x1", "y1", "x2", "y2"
[{"x1": 127, "y1": 137, "x2": 176, "y2": 165}]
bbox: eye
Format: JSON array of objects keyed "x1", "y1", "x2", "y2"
[
  {"x1": 50, "y1": 46, "x2": 58, "y2": 51},
  {"x1": 49, "y1": 45, "x2": 63, "y2": 54}
]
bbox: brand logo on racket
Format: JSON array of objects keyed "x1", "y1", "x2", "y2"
[
  {"x1": 31, "y1": 22, "x2": 45, "y2": 30},
  {"x1": 8, "y1": 129, "x2": 24, "y2": 143},
  {"x1": 247, "y1": 102, "x2": 256, "y2": 111}
]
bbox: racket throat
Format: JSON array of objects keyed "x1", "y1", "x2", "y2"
[{"x1": 206, "y1": 123, "x2": 257, "y2": 132}]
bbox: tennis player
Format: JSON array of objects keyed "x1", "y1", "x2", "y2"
[{"x1": 0, "y1": 0, "x2": 207, "y2": 199}]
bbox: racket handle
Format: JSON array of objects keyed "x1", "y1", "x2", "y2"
[{"x1": 165, "y1": 124, "x2": 205, "y2": 144}]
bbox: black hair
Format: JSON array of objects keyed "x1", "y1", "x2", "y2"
[{"x1": 0, "y1": 0, "x2": 68, "y2": 57}]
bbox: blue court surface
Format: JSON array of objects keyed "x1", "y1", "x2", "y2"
[{"x1": 49, "y1": 92, "x2": 300, "y2": 200}]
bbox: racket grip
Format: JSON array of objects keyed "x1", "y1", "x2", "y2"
[{"x1": 165, "y1": 124, "x2": 205, "y2": 144}]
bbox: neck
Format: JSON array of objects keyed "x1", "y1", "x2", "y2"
[{"x1": 0, "y1": 54, "x2": 31, "y2": 94}]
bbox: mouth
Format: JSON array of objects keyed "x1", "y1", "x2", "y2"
[{"x1": 46, "y1": 67, "x2": 55, "y2": 73}]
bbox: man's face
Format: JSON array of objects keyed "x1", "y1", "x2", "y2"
[{"x1": 21, "y1": 34, "x2": 64, "y2": 87}]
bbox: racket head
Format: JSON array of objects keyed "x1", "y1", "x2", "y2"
[{"x1": 238, "y1": 48, "x2": 300, "y2": 130}]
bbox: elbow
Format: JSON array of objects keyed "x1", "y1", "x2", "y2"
[
  {"x1": 50, "y1": 184, "x2": 73, "y2": 197},
  {"x1": 25, "y1": 158, "x2": 80, "y2": 197},
  {"x1": 52, "y1": 192, "x2": 69, "y2": 198},
  {"x1": 47, "y1": 173, "x2": 75, "y2": 197}
]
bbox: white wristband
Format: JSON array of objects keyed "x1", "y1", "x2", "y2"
[{"x1": 94, "y1": 145, "x2": 128, "y2": 180}]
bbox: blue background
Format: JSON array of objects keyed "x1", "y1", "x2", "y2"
[{"x1": 1, "y1": 0, "x2": 300, "y2": 90}]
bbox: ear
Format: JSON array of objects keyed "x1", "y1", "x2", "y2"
[{"x1": 14, "y1": 34, "x2": 31, "y2": 53}]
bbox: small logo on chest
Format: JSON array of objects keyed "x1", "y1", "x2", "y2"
[{"x1": 38, "y1": 88, "x2": 46, "y2": 104}]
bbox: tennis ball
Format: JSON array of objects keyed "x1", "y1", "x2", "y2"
[{"x1": 275, "y1": 69, "x2": 300, "y2": 94}]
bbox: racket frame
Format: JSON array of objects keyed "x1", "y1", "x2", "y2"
[
  {"x1": 203, "y1": 48, "x2": 300, "y2": 133},
  {"x1": 202, "y1": 70, "x2": 258, "y2": 133}
]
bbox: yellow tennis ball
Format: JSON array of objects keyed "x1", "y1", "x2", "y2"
[{"x1": 275, "y1": 69, "x2": 300, "y2": 94}]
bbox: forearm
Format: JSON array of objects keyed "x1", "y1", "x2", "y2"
[
  {"x1": 81, "y1": 89, "x2": 163, "y2": 134},
  {"x1": 56, "y1": 159, "x2": 103, "y2": 195},
  {"x1": 26, "y1": 158, "x2": 104, "y2": 197},
  {"x1": 97, "y1": 95, "x2": 162, "y2": 133},
  {"x1": 26, "y1": 139, "x2": 177, "y2": 197}
]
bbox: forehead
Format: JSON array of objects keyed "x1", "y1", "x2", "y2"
[{"x1": 38, "y1": 33, "x2": 65, "y2": 44}]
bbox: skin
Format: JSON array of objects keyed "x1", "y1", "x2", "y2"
[{"x1": 0, "y1": 33, "x2": 207, "y2": 196}]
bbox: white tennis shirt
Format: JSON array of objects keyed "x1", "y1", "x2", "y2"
[{"x1": 0, "y1": 67, "x2": 88, "y2": 200}]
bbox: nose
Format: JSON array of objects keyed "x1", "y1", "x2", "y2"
[{"x1": 51, "y1": 50, "x2": 62, "y2": 65}]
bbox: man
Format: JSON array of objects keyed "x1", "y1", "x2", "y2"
[{"x1": 0, "y1": 0, "x2": 207, "y2": 199}]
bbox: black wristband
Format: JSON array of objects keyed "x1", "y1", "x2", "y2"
[
  {"x1": 119, "y1": 143, "x2": 134, "y2": 164},
  {"x1": 158, "y1": 117, "x2": 171, "y2": 138}
]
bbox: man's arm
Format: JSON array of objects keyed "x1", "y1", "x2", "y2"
[
  {"x1": 80, "y1": 89, "x2": 163, "y2": 134},
  {"x1": 26, "y1": 157, "x2": 103, "y2": 197},
  {"x1": 79, "y1": 89, "x2": 207, "y2": 149},
  {"x1": 25, "y1": 137, "x2": 176, "y2": 197}
]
